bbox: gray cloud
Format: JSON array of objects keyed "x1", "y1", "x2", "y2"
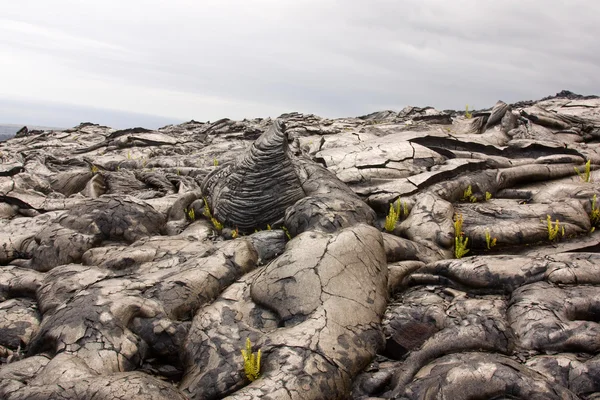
[{"x1": 1, "y1": 0, "x2": 599, "y2": 128}]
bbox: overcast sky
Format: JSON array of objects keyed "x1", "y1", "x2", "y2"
[{"x1": 2, "y1": 0, "x2": 599, "y2": 129}]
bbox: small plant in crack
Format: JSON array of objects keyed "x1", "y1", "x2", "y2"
[
  {"x1": 575, "y1": 159, "x2": 592, "y2": 182},
  {"x1": 203, "y1": 197, "x2": 223, "y2": 232},
  {"x1": 462, "y1": 185, "x2": 478, "y2": 203},
  {"x1": 384, "y1": 198, "x2": 409, "y2": 232},
  {"x1": 546, "y1": 215, "x2": 564, "y2": 242},
  {"x1": 465, "y1": 104, "x2": 473, "y2": 119},
  {"x1": 398, "y1": 198, "x2": 409, "y2": 217},
  {"x1": 384, "y1": 201, "x2": 400, "y2": 232},
  {"x1": 185, "y1": 207, "x2": 196, "y2": 222},
  {"x1": 281, "y1": 226, "x2": 292, "y2": 240},
  {"x1": 454, "y1": 213, "x2": 470, "y2": 258},
  {"x1": 590, "y1": 194, "x2": 600, "y2": 226},
  {"x1": 485, "y1": 229, "x2": 497, "y2": 250},
  {"x1": 240, "y1": 338, "x2": 261, "y2": 382},
  {"x1": 212, "y1": 218, "x2": 223, "y2": 232}
]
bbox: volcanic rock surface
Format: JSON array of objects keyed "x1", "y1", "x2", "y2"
[{"x1": 1, "y1": 91, "x2": 600, "y2": 399}]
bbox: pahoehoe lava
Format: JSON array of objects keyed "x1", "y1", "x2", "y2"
[{"x1": 1, "y1": 91, "x2": 600, "y2": 399}]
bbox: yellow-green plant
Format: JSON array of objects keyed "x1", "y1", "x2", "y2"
[
  {"x1": 462, "y1": 185, "x2": 472, "y2": 201},
  {"x1": 462, "y1": 185, "x2": 477, "y2": 202},
  {"x1": 90, "y1": 164, "x2": 99, "y2": 175},
  {"x1": 384, "y1": 201, "x2": 401, "y2": 232},
  {"x1": 591, "y1": 194, "x2": 600, "y2": 226},
  {"x1": 213, "y1": 158, "x2": 219, "y2": 167},
  {"x1": 266, "y1": 224, "x2": 272, "y2": 231},
  {"x1": 465, "y1": 105, "x2": 473, "y2": 119},
  {"x1": 546, "y1": 215, "x2": 564, "y2": 241},
  {"x1": 127, "y1": 151, "x2": 132, "y2": 160},
  {"x1": 398, "y1": 198, "x2": 409, "y2": 217},
  {"x1": 575, "y1": 159, "x2": 592, "y2": 182},
  {"x1": 232, "y1": 227, "x2": 239, "y2": 238},
  {"x1": 454, "y1": 213, "x2": 469, "y2": 258},
  {"x1": 485, "y1": 229, "x2": 497, "y2": 249},
  {"x1": 212, "y1": 217, "x2": 223, "y2": 231},
  {"x1": 281, "y1": 226, "x2": 292, "y2": 240},
  {"x1": 203, "y1": 197, "x2": 223, "y2": 232},
  {"x1": 203, "y1": 198, "x2": 212, "y2": 218},
  {"x1": 485, "y1": 191, "x2": 492, "y2": 201},
  {"x1": 186, "y1": 207, "x2": 195, "y2": 221},
  {"x1": 240, "y1": 338, "x2": 261, "y2": 382}
]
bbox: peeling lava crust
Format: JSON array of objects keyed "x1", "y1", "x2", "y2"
[{"x1": 2, "y1": 91, "x2": 600, "y2": 399}]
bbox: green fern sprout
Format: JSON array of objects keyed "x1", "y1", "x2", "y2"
[
  {"x1": 213, "y1": 158, "x2": 219, "y2": 167},
  {"x1": 462, "y1": 185, "x2": 472, "y2": 201},
  {"x1": 211, "y1": 217, "x2": 223, "y2": 231},
  {"x1": 546, "y1": 215, "x2": 564, "y2": 241},
  {"x1": 203, "y1": 198, "x2": 211, "y2": 218},
  {"x1": 590, "y1": 194, "x2": 600, "y2": 226},
  {"x1": 465, "y1": 105, "x2": 473, "y2": 119},
  {"x1": 186, "y1": 208, "x2": 195, "y2": 221},
  {"x1": 485, "y1": 192, "x2": 492, "y2": 201},
  {"x1": 575, "y1": 159, "x2": 592, "y2": 182},
  {"x1": 384, "y1": 201, "x2": 401, "y2": 232},
  {"x1": 394, "y1": 198, "x2": 409, "y2": 218},
  {"x1": 266, "y1": 224, "x2": 272, "y2": 231},
  {"x1": 462, "y1": 185, "x2": 478, "y2": 202},
  {"x1": 454, "y1": 213, "x2": 462, "y2": 237},
  {"x1": 455, "y1": 236, "x2": 469, "y2": 258},
  {"x1": 485, "y1": 229, "x2": 497, "y2": 249},
  {"x1": 240, "y1": 338, "x2": 261, "y2": 382},
  {"x1": 203, "y1": 197, "x2": 223, "y2": 232},
  {"x1": 281, "y1": 226, "x2": 292, "y2": 240},
  {"x1": 454, "y1": 213, "x2": 469, "y2": 258}
]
